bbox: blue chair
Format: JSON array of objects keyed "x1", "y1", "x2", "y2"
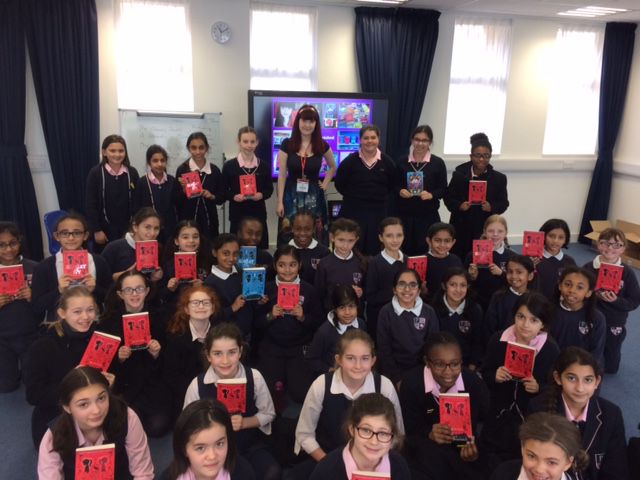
[{"x1": 43, "y1": 210, "x2": 67, "y2": 255}]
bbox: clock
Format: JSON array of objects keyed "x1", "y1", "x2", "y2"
[{"x1": 211, "y1": 21, "x2": 231, "y2": 44}]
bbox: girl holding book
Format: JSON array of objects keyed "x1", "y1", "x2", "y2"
[
  {"x1": 183, "y1": 323, "x2": 280, "y2": 480},
  {"x1": 425, "y1": 222, "x2": 463, "y2": 302},
  {"x1": 37, "y1": 366, "x2": 154, "y2": 479},
  {"x1": 535, "y1": 219, "x2": 576, "y2": 300},
  {"x1": 236, "y1": 217, "x2": 274, "y2": 282},
  {"x1": 287, "y1": 210, "x2": 330, "y2": 285},
  {"x1": 310, "y1": 393, "x2": 411, "y2": 480}
]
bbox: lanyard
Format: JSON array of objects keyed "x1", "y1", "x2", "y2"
[{"x1": 300, "y1": 144, "x2": 311, "y2": 178}]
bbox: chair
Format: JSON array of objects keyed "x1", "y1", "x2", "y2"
[{"x1": 43, "y1": 210, "x2": 67, "y2": 255}]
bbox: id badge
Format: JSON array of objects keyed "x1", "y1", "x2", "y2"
[{"x1": 296, "y1": 179, "x2": 309, "y2": 193}]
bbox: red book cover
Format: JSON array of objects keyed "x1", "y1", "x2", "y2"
[
  {"x1": 217, "y1": 378, "x2": 247, "y2": 414},
  {"x1": 439, "y1": 393, "x2": 473, "y2": 440},
  {"x1": 277, "y1": 282, "x2": 300, "y2": 310},
  {"x1": 522, "y1": 231, "x2": 545, "y2": 257},
  {"x1": 181, "y1": 171, "x2": 204, "y2": 198},
  {"x1": 0, "y1": 264, "x2": 25, "y2": 296},
  {"x1": 122, "y1": 312, "x2": 151, "y2": 349},
  {"x1": 136, "y1": 241, "x2": 159, "y2": 272},
  {"x1": 351, "y1": 472, "x2": 391, "y2": 480},
  {"x1": 468, "y1": 180, "x2": 487, "y2": 204},
  {"x1": 239, "y1": 174, "x2": 257, "y2": 196},
  {"x1": 472, "y1": 240, "x2": 494, "y2": 266},
  {"x1": 80, "y1": 331, "x2": 121, "y2": 372},
  {"x1": 174, "y1": 252, "x2": 197, "y2": 281},
  {"x1": 596, "y1": 263, "x2": 624, "y2": 294},
  {"x1": 505, "y1": 341, "x2": 536, "y2": 379},
  {"x1": 63, "y1": 250, "x2": 90, "y2": 280},
  {"x1": 75, "y1": 444, "x2": 115, "y2": 480},
  {"x1": 407, "y1": 255, "x2": 428, "y2": 282}
]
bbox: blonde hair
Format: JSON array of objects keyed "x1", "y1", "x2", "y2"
[{"x1": 482, "y1": 214, "x2": 509, "y2": 246}]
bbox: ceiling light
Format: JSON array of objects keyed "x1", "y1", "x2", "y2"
[{"x1": 557, "y1": 5, "x2": 629, "y2": 18}]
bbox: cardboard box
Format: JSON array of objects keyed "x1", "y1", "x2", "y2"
[{"x1": 584, "y1": 220, "x2": 640, "y2": 268}]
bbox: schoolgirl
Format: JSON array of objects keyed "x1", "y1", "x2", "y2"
[
  {"x1": 236, "y1": 216, "x2": 275, "y2": 282},
  {"x1": 425, "y1": 222, "x2": 463, "y2": 302},
  {"x1": 287, "y1": 210, "x2": 330, "y2": 286},
  {"x1": 535, "y1": 219, "x2": 576, "y2": 301}
]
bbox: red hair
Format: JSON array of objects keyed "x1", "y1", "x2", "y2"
[
  {"x1": 288, "y1": 104, "x2": 325, "y2": 157},
  {"x1": 167, "y1": 285, "x2": 221, "y2": 335}
]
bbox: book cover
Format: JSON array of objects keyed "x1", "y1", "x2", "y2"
[
  {"x1": 277, "y1": 282, "x2": 300, "y2": 310},
  {"x1": 505, "y1": 341, "x2": 536, "y2": 379},
  {"x1": 522, "y1": 231, "x2": 545, "y2": 258},
  {"x1": 0, "y1": 264, "x2": 25, "y2": 296},
  {"x1": 439, "y1": 393, "x2": 473, "y2": 442},
  {"x1": 242, "y1": 267, "x2": 266, "y2": 300},
  {"x1": 239, "y1": 174, "x2": 257, "y2": 196},
  {"x1": 62, "y1": 250, "x2": 90, "y2": 280},
  {"x1": 407, "y1": 171, "x2": 424, "y2": 196},
  {"x1": 217, "y1": 378, "x2": 247, "y2": 414},
  {"x1": 174, "y1": 252, "x2": 197, "y2": 282},
  {"x1": 407, "y1": 255, "x2": 428, "y2": 282},
  {"x1": 75, "y1": 443, "x2": 116, "y2": 480},
  {"x1": 80, "y1": 331, "x2": 121, "y2": 372},
  {"x1": 181, "y1": 171, "x2": 203, "y2": 198},
  {"x1": 472, "y1": 240, "x2": 494, "y2": 266},
  {"x1": 136, "y1": 240, "x2": 159, "y2": 272},
  {"x1": 595, "y1": 263, "x2": 624, "y2": 294},
  {"x1": 351, "y1": 472, "x2": 390, "y2": 480},
  {"x1": 238, "y1": 246, "x2": 257, "y2": 269},
  {"x1": 122, "y1": 312, "x2": 151, "y2": 350},
  {"x1": 468, "y1": 180, "x2": 487, "y2": 204}
]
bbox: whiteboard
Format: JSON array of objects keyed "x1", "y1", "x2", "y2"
[{"x1": 118, "y1": 110, "x2": 223, "y2": 175}]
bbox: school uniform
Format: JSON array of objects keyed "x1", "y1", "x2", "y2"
[
  {"x1": 485, "y1": 288, "x2": 524, "y2": 343},
  {"x1": 490, "y1": 460, "x2": 576, "y2": 480},
  {"x1": 550, "y1": 303, "x2": 606, "y2": 368},
  {"x1": 310, "y1": 446, "x2": 411, "y2": 480},
  {"x1": 288, "y1": 238, "x2": 330, "y2": 286},
  {"x1": 133, "y1": 172, "x2": 179, "y2": 244},
  {"x1": 465, "y1": 245, "x2": 514, "y2": 311},
  {"x1": 158, "y1": 459, "x2": 256, "y2": 480},
  {"x1": 204, "y1": 265, "x2": 254, "y2": 340},
  {"x1": 376, "y1": 297, "x2": 439, "y2": 385},
  {"x1": 157, "y1": 254, "x2": 210, "y2": 320},
  {"x1": 583, "y1": 257, "x2": 640, "y2": 374},
  {"x1": 314, "y1": 251, "x2": 366, "y2": 312},
  {"x1": 101, "y1": 235, "x2": 136, "y2": 275},
  {"x1": 253, "y1": 247, "x2": 275, "y2": 282},
  {"x1": 425, "y1": 252, "x2": 464, "y2": 302},
  {"x1": 535, "y1": 250, "x2": 576, "y2": 300},
  {"x1": 364, "y1": 250, "x2": 405, "y2": 341},
  {"x1": 432, "y1": 295, "x2": 484, "y2": 367}
]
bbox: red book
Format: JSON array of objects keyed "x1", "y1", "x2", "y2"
[
  {"x1": 522, "y1": 231, "x2": 545, "y2": 257},
  {"x1": 181, "y1": 171, "x2": 204, "y2": 198},
  {"x1": 239, "y1": 174, "x2": 257, "y2": 196},
  {"x1": 277, "y1": 282, "x2": 300, "y2": 310},
  {"x1": 174, "y1": 252, "x2": 197, "y2": 282},
  {"x1": 136, "y1": 241, "x2": 159, "y2": 272},
  {"x1": 439, "y1": 393, "x2": 473, "y2": 440},
  {"x1": 505, "y1": 341, "x2": 536, "y2": 379},
  {"x1": 351, "y1": 472, "x2": 390, "y2": 480},
  {"x1": 472, "y1": 240, "x2": 494, "y2": 266},
  {"x1": 75, "y1": 444, "x2": 115, "y2": 480},
  {"x1": 468, "y1": 180, "x2": 487, "y2": 204},
  {"x1": 80, "y1": 331, "x2": 121, "y2": 372},
  {"x1": 217, "y1": 378, "x2": 247, "y2": 414},
  {"x1": 63, "y1": 250, "x2": 90, "y2": 280},
  {"x1": 0, "y1": 264, "x2": 25, "y2": 296},
  {"x1": 596, "y1": 263, "x2": 624, "y2": 294},
  {"x1": 407, "y1": 255, "x2": 428, "y2": 282},
  {"x1": 122, "y1": 312, "x2": 151, "y2": 349}
]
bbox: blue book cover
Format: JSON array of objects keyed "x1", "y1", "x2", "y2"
[
  {"x1": 407, "y1": 171, "x2": 424, "y2": 196},
  {"x1": 242, "y1": 267, "x2": 266, "y2": 300},
  {"x1": 238, "y1": 246, "x2": 257, "y2": 269}
]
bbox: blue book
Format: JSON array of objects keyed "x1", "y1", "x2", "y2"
[
  {"x1": 242, "y1": 267, "x2": 266, "y2": 300},
  {"x1": 407, "y1": 171, "x2": 424, "y2": 196},
  {"x1": 238, "y1": 246, "x2": 257, "y2": 269}
]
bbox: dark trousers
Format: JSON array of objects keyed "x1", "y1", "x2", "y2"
[
  {"x1": 400, "y1": 212, "x2": 440, "y2": 256},
  {"x1": 0, "y1": 334, "x2": 34, "y2": 393},
  {"x1": 604, "y1": 323, "x2": 626, "y2": 374}
]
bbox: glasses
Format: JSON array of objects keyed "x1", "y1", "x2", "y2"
[
  {"x1": 0, "y1": 241, "x2": 19, "y2": 250},
  {"x1": 412, "y1": 138, "x2": 431, "y2": 144},
  {"x1": 397, "y1": 281, "x2": 419, "y2": 290},
  {"x1": 598, "y1": 240, "x2": 624, "y2": 249},
  {"x1": 57, "y1": 230, "x2": 85, "y2": 239},
  {"x1": 189, "y1": 299, "x2": 213, "y2": 308},
  {"x1": 355, "y1": 426, "x2": 394, "y2": 443},
  {"x1": 471, "y1": 153, "x2": 491, "y2": 160},
  {"x1": 120, "y1": 286, "x2": 147, "y2": 295},
  {"x1": 429, "y1": 359, "x2": 463, "y2": 371}
]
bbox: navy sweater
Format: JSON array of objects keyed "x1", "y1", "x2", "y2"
[
  {"x1": 310, "y1": 448, "x2": 411, "y2": 480},
  {"x1": 465, "y1": 248, "x2": 514, "y2": 309},
  {"x1": 293, "y1": 242, "x2": 331, "y2": 286},
  {"x1": 425, "y1": 252, "x2": 463, "y2": 302},
  {"x1": 535, "y1": 254, "x2": 576, "y2": 300},
  {"x1": 583, "y1": 261, "x2": 640, "y2": 326},
  {"x1": 0, "y1": 258, "x2": 39, "y2": 337},
  {"x1": 314, "y1": 253, "x2": 366, "y2": 311},
  {"x1": 365, "y1": 253, "x2": 405, "y2": 311},
  {"x1": 101, "y1": 238, "x2": 136, "y2": 275},
  {"x1": 204, "y1": 271, "x2": 254, "y2": 339},
  {"x1": 432, "y1": 295, "x2": 484, "y2": 366},
  {"x1": 484, "y1": 288, "x2": 522, "y2": 342},
  {"x1": 550, "y1": 305, "x2": 606, "y2": 368},
  {"x1": 222, "y1": 157, "x2": 274, "y2": 222},
  {"x1": 132, "y1": 174, "x2": 179, "y2": 239},
  {"x1": 334, "y1": 151, "x2": 396, "y2": 206},
  {"x1": 395, "y1": 154, "x2": 448, "y2": 217},
  {"x1": 305, "y1": 316, "x2": 368, "y2": 375}
]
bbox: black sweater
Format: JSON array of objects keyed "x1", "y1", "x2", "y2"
[
  {"x1": 309, "y1": 448, "x2": 411, "y2": 480},
  {"x1": 395, "y1": 154, "x2": 448, "y2": 216},
  {"x1": 305, "y1": 316, "x2": 368, "y2": 375},
  {"x1": 550, "y1": 306, "x2": 606, "y2": 368},
  {"x1": 334, "y1": 151, "x2": 396, "y2": 206},
  {"x1": 0, "y1": 258, "x2": 39, "y2": 337},
  {"x1": 364, "y1": 253, "x2": 405, "y2": 310},
  {"x1": 203, "y1": 271, "x2": 253, "y2": 339},
  {"x1": 132, "y1": 174, "x2": 179, "y2": 239},
  {"x1": 293, "y1": 242, "x2": 331, "y2": 286},
  {"x1": 314, "y1": 253, "x2": 366, "y2": 312},
  {"x1": 101, "y1": 238, "x2": 136, "y2": 275},
  {"x1": 432, "y1": 295, "x2": 484, "y2": 366},
  {"x1": 425, "y1": 252, "x2": 463, "y2": 302},
  {"x1": 465, "y1": 248, "x2": 514, "y2": 310},
  {"x1": 535, "y1": 254, "x2": 576, "y2": 300},
  {"x1": 484, "y1": 288, "x2": 522, "y2": 342},
  {"x1": 222, "y1": 157, "x2": 274, "y2": 222}
]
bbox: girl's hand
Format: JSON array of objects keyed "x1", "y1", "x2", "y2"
[
  {"x1": 83, "y1": 275, "x2": 97, "y2": 292},
  {"x1": 230, "y1": 414, "x2": 243, "y2": 432},
  {"x1": 94, "y1": 231, "x2": 108, "y2": 245},
  {"x1": 468, "y1": 264, "x2": 478, "y2": 280},
  {"x1": 102, "y1": 371, "x2": 116, "y2": 387},
  {"x1": 318, "y1": 180, "x2": 329, "y2": 191},
  {"x1": 202, "y1": 189, "x2": 215, "y2": 200},
  {"x1": 460, "y1": 438, "x2": 479, "y2": 462},
  {"x1": 481, "y1": 201, "x2": 492, "y2": 212},
  {"x1": 191, "y1": 279, "x2": 203, "y2": 287},
  {"x1": 251, "y1": 192, "x2": 263, "y2": 201},
  {"x1": 233, "y1": 194, "x2": 245, "y2": 203},
  {"x1": 276, "y1": 203, "x2": 285, "y2": 218},
  {"x1": 399, "y1": 189, "x2": 412, "y2": 199},
  {"x1": 597, "y1": 290, "x2": 618, "y2": 303},
  {"x1": 420, "y1": 191, "x2": 433, "y2": 201},
  {"x1": 58, "y1": 275, "x2": 73, "y2": 293},
  {"x1": 0, "y1": 294, "x2": 13, "y2": 308},
  {"x1": 531, "y1": 256, "x2": 542, "y2": 267},
  {"x1": 118, "y1": 346, "x2": 132, "y2": 362},
  {"x1": 495, "y1": 366, "x2": 513, "y2": 383},
  {"x1": 148, "y1": 339, "x2": 161, "y2": 359},
  {"x1": 488, "y1": 263, "x2": 503, "y2": 276},
  {"x1": 231, "y1": 295, "x2": 246, "y2": 312},
  {"x1": 178, "y1": 177, "x2": 186, "y2": 187},
  {"x1": 167, "y1": 278, "x2": 179, "y2": 291},
  {"x1": 257, "y1": 295, "x2": 269, "y2": 305},
  {"x1": 460, "y1": 201, "x2": 471, "y2": 212},
  {"x1": 290, "y1": 304, "x2": 304, "y2": 321},
  {"x1": 352, "y1": 285, "x2": 363, "y2": 298},
  {"x1": 16, "y1": 285, "x2": 32, "y2": 302},
  {"x1": 150, "y1": 268, "x2": 163, "y2": 282},
  {"x1": 429, "y1": 423, "x2": 453, "y2": 444},
  {"x1": 468, "y1": 363, "x2": 477, "y2": 372},
  {"x1": 522, "y1": 376, "x2": 539, "y2": 394},
  {"x1": 271, "y1": 304, "x2": 284, "y2": 318}
]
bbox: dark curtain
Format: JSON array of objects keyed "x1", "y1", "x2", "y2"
[
  {"x1": 579, "y1": 22, "x2": 637, "y2": 243},
  {"x1": 355, "y1": 7, "x2": 440, "y2": 159},
  {"x1": 24, "y1": 0, "x2": 100, "y2": 212},
  {"x1": 0, "y1": 0, "x2": 43, "y2": 260}
]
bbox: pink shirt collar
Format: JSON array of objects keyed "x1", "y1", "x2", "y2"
[
  {"x1": 176, "y1": 467, "x2": 231, "y2": 480},
  {"x1": 238, "y1": 152, "x2": 259, "y2": 169},
  {"x1": 359, "y1": 148, "x2": 382, "y2": 167},
  {"x1": 342, "y1": 444, "x2": 391, "y2": 478},
  {"x1": 423, "y1": 366, "x2": 465, "y2": 399},
  {"x1": 104, "y1": 163, "x2": 129, "y2": 176},
  {"x1": 562, "y1": 394, "x2": 589, "y2": 422},
  {"x1": 500, "y1": 325, "x2": 548, "y2": 353},
  {"x1": 409, "y1": 149, "x2": 431, "y2": 164},
  {"x1": 147, "y1": 171, "x2": 167, "y2": 185}
]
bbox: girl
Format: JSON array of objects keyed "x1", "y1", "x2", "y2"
[
  {"x1": 529, "y1": 347, "x2": 628, "y2": 480},
  {"x1": 183, "y1": 323, "x2": 280, "y2": 480},
  {"x1": 490, "y1": 412, "x2": 589, "y2": 480},
  {"x1": 399, "y1": 332, "x2": 490, "y2": 480},
  {"x1": 396, "y1": 125, "x2": 448, "y2": 256},
  {"x1": 0, "y1": 222, "x2": 39, "y2": 393},
  {"x1": 293, "y1": 330, "x2": 403, "y2": 480},
  {"x1": 31, "y1": 212, "x2": 111, "y2": 323},
  {"x1": 288, "y1": 210, "x2": 330, "y2": 285},
  {"x1": 236, "y1": 217, "x2": 274, "y2": 281},
  {"x1": 432, "y1": 267, "x2": 484, "y2": 369},
  {"x1": 37, "y1": 366, "x2": 154, "y2": 479},
  {"x1": 582, "y1": 227, "x2": 640, "y2": 374},
  {"x1": 551, "y1": 267, "x2": 606, "y2": 367},
  {"x1": 425, "y1": 222, "x2": 463, "y2": 302},
  {"x1": 256, "y1": 245, "x2": 322, "y2": 404},
  {"x1": 536, "y1": 219, "x2": 576, "y2": 301},
  {"x1": 222, "y1": 126, "x2": 274, "y2": 249},
  {"x1": 101, "y1": 207, "x2": 164, "y2": 283},
  {"x1": 310, "y1": 393, "x2": 411, "y2": 479},
  {"x1": 175, "y1": 132, "x2": 225, "y2": 240},
  {"x1": 364, "y1": 217, "x2": 406, "y2": 342},
  {"x1": 306, "y1": 285, "x2": 367, "y2": 376},
  {"x1": 24, "y1": 287, "x2": 115, "y2": 448},
  {"x1": 376, "y1": 268, "x2": 439, "y2": 385},
  {"x1": 480, "y1": 292, "x2": 560, "y2": 469},
  {"x1": 334, "y1": 125, "x2": 397, "y2": 255},
  {"x1": 85, "y1": 134, "x2": 140, "y2": 249},
  {"x1": 99, "y1": 270, "x2": 173, "y2": 437},
  {"x1": 444, "y1": 132, "x2": 509, "y2": 259},
  {"x1": 164, "y1": 285, "x2": 222, "y2": 418},
  {"x1": 162, "y1": 399, "x2": 255, "y2": 480},
  {"x1": 467, "y1": 214, "x2": 514, "y2": 311},
  {"x1": 133, "y1": 144, "x2": 179, "y2": 243}
]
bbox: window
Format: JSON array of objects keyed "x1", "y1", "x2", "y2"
[
  {"x1": 250, "y1": 3, "x2": 317, "y2": 91},
  {"x1": 543, "y1": 26, "x2": 604, "y2": 155},
  {"x1": 116, "y1": 0, "x2": 194, "y2": 111},
  {"x1": 444, "y1": 18, "x2": 512, "y2": 154}
]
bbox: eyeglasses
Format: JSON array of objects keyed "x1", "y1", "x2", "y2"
[
  {"x1": 0, "y1": 241, "x2": 19, "y2": 250},
  {"x1": 189, "y1": 299, "x2": 213, "y2": 308},
  {"x1": 397, "y1": 281, "x2": 419, "y2": 290},
  {"x1": 598, "y1": 240, "x2": 624, "y2": 249},
  {"x1": 412, "y1": 138, "x2": 431, "y2": 144},
  {"x1": 429, "y1": 359, "x2": 463, "y2": 371},
  {"x1": 471, "y1": 153, "x2": 491, "y2": 160},
  {"x1": 56, "y1": 230, "x2": 85, "y2": 239},
  {"x1": 119, "y1": 286, "x2": 147, "y2": 295},
  {"x1": 355, "y1": 426, "x2": 394, "y2": 443}
]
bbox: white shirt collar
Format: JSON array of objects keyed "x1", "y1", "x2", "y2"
[
  {"x1": 189, "y1": 319, "x2": 210, "y2": 342},
  {"x1": 494, "y1": 242, "x2": 505, "y2": 255},
  {"x1": 188, "y1": 158, "x2": 212, "y2": 174},
  {"x1": 202, "y1": 363, "x2": 246, "y2": 384},
  {"x1": 275, "y1": 275, "x2": 300, "y2": 286},
  {"x1": 392, "y1": 295, "x2": 423, "y2": 316},
  {"x1": 333, "y1": 250, "x2": 354, "y2": 261},
  {"x1": 381, "y1": 249, "x2": 403, "y2": 265},
  {"x1": 543, "y1": 249, "x2": 564, "y2": 260},
  {"x1": 288, "y1": 238, "x2": 319, "y2": 250},
  {"x1": 330, "y1": 368, "x2": 375, "y2": 399},
  {"x1": 328, "y1": 311, "x2": 359, "y2": 334},
  {"x1": 509, "y1": 287, "x2": 525, "y2": 296},
  {"x1": 443, "y1": 296, "x2": 465, "y2": 315},
  {"x1": 593, "y1": 255, "x2": 622, "y2": 269},
  {"x1": 210, "y1": 264, "x2": 238, "y2": 280},
  {"x1": 428, "y1": 250, "x2": 449, "y2": 258},
  {"x1": 125, "y1": 232, "x2": 136, "y2": 249}
]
